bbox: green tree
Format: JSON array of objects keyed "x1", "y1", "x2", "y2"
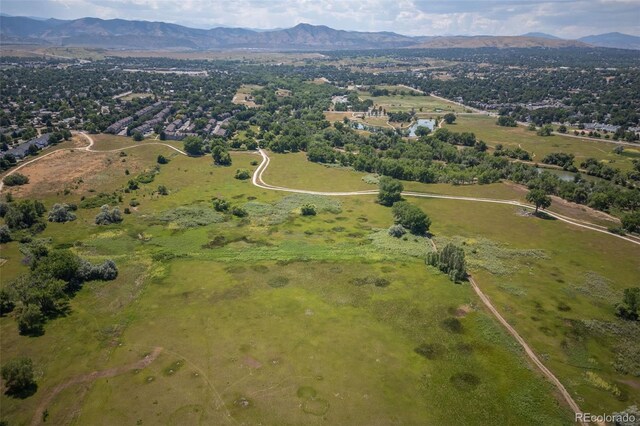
[
  {"x1": 0, "y1": 225, "x2": 11, "y2": 243},
  {"x1": 615, "y1": 287, "x2": 640, "y2": 321},
  {"x1": 183, "y1": 136, "x2": 204, "y2": 156},
  {"x1": 212, "y1": 146, "x2": 232, "y2": 166},
  {"x1": 3, "y1": 173, "x2": 29, "y2": 186},
  {"x1": 621, "y1": 212, "x2": 640, "y2": 234},
  {"x1": 17, "y1": 304, "x2": 44, "y2": 335},
  {"x1": 4, "y1": 200, "x2": 46, "y2": 230},
  {"x1": 526, "y1": 189, "x2": 552, "y2": 214},
  {"x1": 443, "y1": 113, "x2": 456, "y2": 124},
  {"x1": 234, "y1": 169, "x2": 251, "y2": 180},
  {"x1": 378, "y1": 176, "x2": 403, "y2": 206},
  {"x1": 132, "y1": 131, "x2": 144, "y2": 142},
  {"x1": 427, "y1": 243, "x2": 467, "y2": 282},
  {"x1": 157, "y1": 155, "x2": 169, "y2": 164},
  {"x1": 392, "y1": 201, "x2": 431, "y2": 235},
  {"x1": 1, "y1": 357, "x2": 36, "y2": 395}
]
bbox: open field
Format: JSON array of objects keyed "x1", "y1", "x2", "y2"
[
  {"x1": 445, "y1": 115, "x2": 637, "y2": 172},
  {"x1": 1, "y1": 147, "x2": 580, "y2": 425},
  {"x1": 119, "y1": 92, "x2": 153, "y2": 101},
  {"x1": 1, "y1": 141, "x2": 638, "y2": 425},
  {"x1": 232, "y1": 84, "x2": 262, "y2": 108},
  {"x1": 358, "y1": 91, "x2": 466, "y2": 113},
  {"x1": 323, "y1": 111, "x2": 398, "y2": 129}
]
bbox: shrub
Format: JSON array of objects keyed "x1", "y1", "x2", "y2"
[
  {"x1": 622, "y1": 212, "x2": 640, "y2": 234},
  {"x1": 78, "y1": 259, "x2": 118, "y2": 281},
  {"x1": 124, "y1": 207, "x2": 131, "y2": 214},
  {"x1": 231, "y1": 206, "x2": 248, "y2": 217},
  {"x1": 157, "y1": 155, "x2": 169, "y2": 164},
  {"x1": 300, "y1": 204, "x2": 317, "y2": 216},
  {"x1": 388, "y1": 224, "x2": 406, "y2": 238},
  {"x1": 496, "y1": 116, "x2": 517, "y2": 127},
  {"x1": 250, "y1": 160, "x2": 259, "y2": 166},
  {"x1": 0, "y1": 225, "x2": 11, "y2": 243},
  {"x1": 0, "y1": 288, "x2": 15, "y2": 315},
  {"x1": 235, "y1": 169, "x2": 251, "y2": 180},
  {"x1": 79, "y1": 192, "x2": 117, "y2": 209},
  {"x1": 1, "y1": 357, "x2": 35, "y2": 394},
  {"x1": 212, "y1": 197, "x2": 229, "y2": 212},
  {"x1": 129, "y1": 199, "x2": 140, "y2": 207},
  {"x1": 3, "y1": 173, "x2": 29, "y2": 186},
  {"x1": 392, "y1": 201, "x2": 430, "y2": 235},
  {"x1": 157, "y1": 185, "x2": 168, "y2": 196},
  {"x1": 0, "y1": 201, "x2": 8, "y2": 217},
  {"x1": 132, "y1": 131, "x2": 143, "y2": 141},
  {"x1": 615, "y1": 288, "x2": 639, "y2": 321},
  {"x1": 95, "y1": 205, "x2": 123, "y2": 225},
  {"x1": 47, "y1": 203, "x2": 76, "y2": 223}
]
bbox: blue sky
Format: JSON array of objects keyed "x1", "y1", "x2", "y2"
[{"x1": 2, "y1": 0, "x2": 639, "y2": 38}]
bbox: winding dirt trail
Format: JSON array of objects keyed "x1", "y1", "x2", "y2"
[{"x1": 30, "y1": 347, "x2": 163, "y2": 426}]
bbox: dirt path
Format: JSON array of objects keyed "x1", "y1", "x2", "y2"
[{"x1": 31, "y1": 347, "x2": 163, "y2": 426}]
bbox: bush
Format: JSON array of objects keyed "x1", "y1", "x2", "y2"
[
  {"x1": 77, "y1": 259, "x2": 118, "y2": 281},
  {"x1": 235, "y1": 169, "x2": 251, "y2": 180},
  {"x1": 47, "y1": 203, "x2": 76, "y2": 223},
  {"x1": 157, "y1": 185, "x2": 168, "y2": 195},
  {"x1": 132, "y1": 131, "x2": 143, "y2": 141},
  {"x1": 427, "y1": 243, "x2": 467, "y2": 282},
  {"x1": 3, "y1": 173, "x2": 29, "y2": 186},
  {"x1": 388, "y1": 224, "x2": 406, "y2": 238},
  {"x1": 95, "y1": 205, "x2": 123, "y2": 225},
  {"x1": 212, "y1": 145, "x2": 232, "y2": 165},
  {"x1": 0, "y1": 288, "x2": 15, "y2": 315},
  {"x1": 0, "y1": 225, "x2": 11, "y2": 243},
  {"x1": 392, "y1": 201, "x2": 431, "y2": 235},
  {"x1": 231, "y1": 206, "x2": 248, "y2": 217},
  {"x1": 300, "y1": 204, "x2": 317, "y2": 216},
  {"x1": 622, "y1": 212, "x2": 640, "y2": 234},
  {"x1": 1, "y1": 357, "x2": 36, "y2": 394},
  {"x1": 157, "y1": 155, "x2": 169, "y2": 164},
  {"x1": 212, "y1": 197, "x2": 229, "y2": 212},
  {"x1": 0, "y1": 201, "x2": 8, "y2": 217},
  {"x1": 615, "y1": 288, "x2": 639, "y2": 321},
  {"x1": 496, "y1": 116, "x2": 517, "y2": 127}
]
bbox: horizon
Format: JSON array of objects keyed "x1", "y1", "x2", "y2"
[{"x1": 1, "y1": 0, "x2": 639, "y2": 39}]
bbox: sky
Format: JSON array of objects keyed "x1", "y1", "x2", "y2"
[{"x1": 1, "y1": 0, "x2": 639, "y2": 38}]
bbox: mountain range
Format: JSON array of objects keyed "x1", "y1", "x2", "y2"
[{"x1": 1, "y1": 15, "x2": 638, "y2": 51}]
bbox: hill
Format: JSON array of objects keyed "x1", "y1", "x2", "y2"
[{"x1": 578, "y1": 32, "x2": 640, "y2": 50}]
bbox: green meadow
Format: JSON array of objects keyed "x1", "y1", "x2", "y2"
[{"x1": 1, "y1": 137, "x2": 638, "y2": 425}]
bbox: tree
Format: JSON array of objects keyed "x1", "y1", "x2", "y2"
[
  {"x1": 427, "y1": 243, "x2": 467, "y2": 282},
  {"x1": 392, "y1": 201, "x2": 431, "y2": 235},
  {"x1": 496, "y1": 116, "x2": 516, "y2": 127},
  {"x1": 212, "y1": 145, "x2": 232, "y2": 166},
  {"x1": 300, "y1": 204, "x2": 316, "y2": 216},
  {"x1": 132, "y1": 131, "x2": 144, "y2": 142},
  {"x1": 1, "y1": 357, "x2": 36, "y2": 395},
  {"x1": 47, "y1": 203, "x2": 76, "y2": 223},
  {"x1": 3, "y1": 173, "x2": 29, "y2": 186},
  {"x1": 615, "y1": 287, "x2": 639, "y2": 321},
  {"x1": 378, "y1": 176, "x2": 403, "y2": 206},
  {"x1": 17, "y1": 304, "x2": 44, "y2": 335},
  {"x1": 536, "y1": 124, "x2": 553, "y2": 137},
  {"x1": 0, "y1": 225, "x2": 11, "y2": 243},
  {"x1": 557, "y1": 125, "x2": 567, "y2": 133},
  {"x1": 443, "y1": 113, "x2": 456, "y2": 124},
  {"x1": 157, "y1": 155, "x2": 169, "y2": 164},
  {"x1": 234, "y1": 169, "x2": 251, "y2": 180},
  {"x1": 212, "y1": 197, "x2": 229, "y2": 212},
  {"x1": 4, "y1": 200, "x2": 46, "y2": 230},
  {"x1": 183, "y1": 136, "x2": 204, "y2": 156},
  {"x1": 621, "y1": 212, "x2": 640, "y2": 234},
  {"x1": 157, "y1": 185, "x2": 168, "y2": 195},
  {"x1": 526, "y1": 189, "x2": 552, "y2": 214}
]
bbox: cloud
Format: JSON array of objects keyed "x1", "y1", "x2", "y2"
[{"x1": 1, "y1": 0, "x2": 638, "y2": 38}]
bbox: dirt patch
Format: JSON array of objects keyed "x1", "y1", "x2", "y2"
[
  {"x1": 618, "y1": 379, "x2": 640, "y2": 390},
  {"x1": 454, "y1": 304, "x2": 473, "y2": 317},
  {"x1": 243, "y1": 356, "x2": 262, "y2": 369},
  {"x1": 9, "y1": 149, "x2": 132, "y2": 197}
]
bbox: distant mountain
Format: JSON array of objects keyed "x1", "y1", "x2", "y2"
[
  {"x1": 0, "y1": 15, "x2": 633, "y2": 51},
  {"x1": 411, "y1": 35, "x2": 588, "y2": 49},
  {"x1": 578, "y1": 32, "x2": 640, "y2": 50},
  {"x1": 521, "y1": 32, "x2": 560, "y2": 39}
]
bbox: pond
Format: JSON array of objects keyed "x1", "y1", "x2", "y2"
[{"x1": 408, "y1": 119, "x2": 436, "y2": 137}]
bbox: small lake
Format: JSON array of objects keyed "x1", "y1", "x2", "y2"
[{"x1": 408, "y1": 119, "x2": 436, "y2": 137}]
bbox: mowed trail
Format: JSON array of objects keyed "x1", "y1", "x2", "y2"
[{"x1": 30, "y1": 347, "x2": 163, "y2": 426}]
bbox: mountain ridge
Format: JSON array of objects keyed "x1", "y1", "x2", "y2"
[{"x1": 1, "y1": 15, "x2": 638, "y2": 50}]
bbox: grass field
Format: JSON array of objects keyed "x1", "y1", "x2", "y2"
[
  {"x1": 1, "y1": 140, "x2": 638, "y2": 425},
  {"x1": 359, "y1": 91, "x2": 466, "y2": 113},
  {"x1": 119, "y1": 92, "x2": 153, "y2": 101},
  {"x1": 446, "y1": 115, "x2": 637, "y2": 172}
]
